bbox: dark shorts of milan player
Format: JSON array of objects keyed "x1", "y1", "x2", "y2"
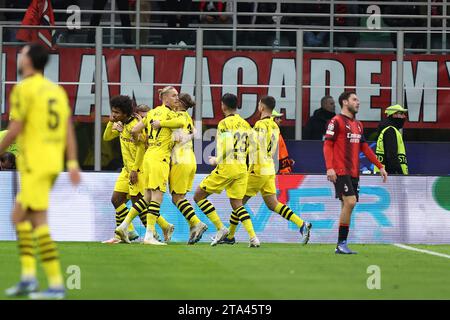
[{"x1": 323, "y1": 91, "x2": 388, "y2": 255}]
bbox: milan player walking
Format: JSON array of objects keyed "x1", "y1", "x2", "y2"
[{"x1": 323, "y1": 91, "x2": 388, "y2": 254}]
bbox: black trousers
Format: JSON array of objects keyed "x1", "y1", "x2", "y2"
[
  {"x1": 87, "y1": 0, "x2": 132, "y2": 44},
  {"x1": 165, "y1": 0, "x2": 192, "y2": 43}
]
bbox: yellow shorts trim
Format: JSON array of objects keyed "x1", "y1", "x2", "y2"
[
  {"x1": 169, "y1": 163, "x2": 196, "y2": 194},
  {"x1": 16, "y1": 171, "x2": 58, "y2": 211},
  {"x1": 245, "y1": 173, "x2": 277, "y2": 197},
  {"x1": 143, "y1": 159, "x2": 169, "y2": 193},
  {"x1": 199, "y1": 169, "x2": 248, "y2": 199},
  {"x1": 113, "y1": 168, "x2": 145, "y2": 197}
]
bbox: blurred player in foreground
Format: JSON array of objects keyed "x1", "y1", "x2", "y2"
[
  {"x1": 193, "y1": 93, "x2": 259, "y2": 247},
  {"x1": 219, "y1": 96, "x2": 312, "y2": 245},
  {"x1": 0, "y1": 44, "x2": 80, "y2": 299},
  {"x1": 323, "y1": 91, "x2": 387, "y2": 254}
]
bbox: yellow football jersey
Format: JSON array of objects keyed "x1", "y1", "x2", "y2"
[
  {"x1": 9, "y1": 73, "x2": 70, "y2": 174},
  {"x1": 103, "y1": 117, "x2": 145, "y2": 172},
  {"x1": 143, "y1": 104, "x2": 183, "y2": 162},
  {"x1": 250, "y1": 116, "x2": 280, "y2": 176},
  {"x1": 171, "y1": 111, "x2": 196, "y2": 165},
  {"x1": 216, "y1": 113, "x2": 251, "y2": 175}
]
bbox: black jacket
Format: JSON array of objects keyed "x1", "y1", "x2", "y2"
[
  {"x1": 376, "y1": 117, "x2": 406, "y2": 174},
  {"x1": 303, "y1": 108, "x2": 336, "y2": 140}
]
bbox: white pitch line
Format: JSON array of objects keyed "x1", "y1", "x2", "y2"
[{"x1": 393, "y1": 243, "x2": 450, "y2": 260}]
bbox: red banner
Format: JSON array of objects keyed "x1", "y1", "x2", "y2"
[{"x1": 2, "y1": 46, "x2": 450, "y2": 129}]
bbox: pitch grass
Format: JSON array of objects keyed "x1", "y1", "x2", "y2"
[{"x1": 1, "y1": 242, "x2": 449, "y2": 300}]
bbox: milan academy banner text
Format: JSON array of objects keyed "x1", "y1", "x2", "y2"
[{"x1": 1, "y1": 47, "x2": 449, "y2": 128}]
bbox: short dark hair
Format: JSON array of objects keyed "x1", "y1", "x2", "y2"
[
  {"x1": 321, "y1": 95, "x2": 333, "y2": 108},
  {"x1": 0, "y1": 152, "x2": 16, "y2": 170},
  {"x1": 221, "y1": 93, "x2": 238, "y2": 110},
  {"x1": 338, "y1": 91, "x2": 356, "y2": 108},
  {"x1": 110, "y1": 95, "x2": 133, "y2": 116},
  {"x1": 26, "y1": 43, "x2": 49, "y2": 71},
  {"x1": 260, "y1": 96, "x2": 276, "y2": 111}
]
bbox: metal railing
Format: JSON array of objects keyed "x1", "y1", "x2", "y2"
[
  {"x1": 0, "y1": 0, "x2": 449, "y2": 51},
  {"x1": 0, "y1": 25, "x2": 423, "y2": 170}
]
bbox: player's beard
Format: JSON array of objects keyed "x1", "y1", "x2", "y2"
[{"x1": 348, "y1": 105, "x2": 359, "y2": 115}]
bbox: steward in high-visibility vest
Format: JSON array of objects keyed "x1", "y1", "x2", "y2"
[
  {"x1": 272, "y1": 110, "x2": 295, "y2": 174},
  {"x1": 374, "y1": 105, "x2": 408, "y2": 175}
]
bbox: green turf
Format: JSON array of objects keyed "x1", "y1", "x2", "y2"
[{"x1": 1, "y1": 242, "x2": 449, "y2": 300}]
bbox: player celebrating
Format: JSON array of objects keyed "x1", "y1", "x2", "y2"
[
  {"x1": 153, "y1": 93, "x2": 208, "y2": 244},
  {"x1": 219, "y1": 96, "x2": 312, "y2": 245},
  {"x1": 1, "y1": 44, "x2": 80, "y2": 299},
  {"x1": 102, "y1": 95, "x2": 147, "y2": 244},
  {"x1": 323, "y1": 91, "x2": 388, "y2": 254},
  {"x1": 116, "y1": 86, "x2": 184, "y2": 245},
  {"x1": 193, "y1": 93, "x2": 260, "y2": 247}
]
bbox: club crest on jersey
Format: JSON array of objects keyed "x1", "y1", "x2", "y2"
[{"x1": 326, "y1": 122, "x2": 335, "y2": 136}]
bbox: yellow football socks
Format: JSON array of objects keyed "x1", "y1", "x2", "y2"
[
  {"x1": 34, "y1": 225, "x2": 63, "y2": 288},
  {"x1": 197, "y1": 199, "x2": 224, "y2": 230},
  {"x1": 227, "y1": 210, "x2": 239, "y2": 239},
  {"x1": 235, "y1": 206, "x2": 256, "y2": 238},
  {"x1": 274, "y1": 202, "x2": 304, "y2": 228},
  {"x1": 124, "y1": 198, "x2": 148, "y2": 226},
  {"x1": 115, "y1": 203, "x2": 128, "y2": 227},
  {"x1": 146, "y1": 201, "x2": 160, "y2": 234},
  {"x1": 176, "y1": 198, "x2": 201, "y2": 227},
  {"x1": 16, "y1": 221, "x2": 36, "y2": 281}
]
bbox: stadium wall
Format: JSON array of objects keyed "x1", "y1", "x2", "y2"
[{"x1": 0, "y1": 172, "x2": 449, "y2": 244}]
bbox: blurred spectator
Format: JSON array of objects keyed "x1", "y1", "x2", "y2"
[
  {"x1": 129, "y1": 0, "x2": 151, "y2": 44},
  {"x1": 166, "y1": 0, "x2": 193, "y2": 46},
  {"x1": 199, "y1": 1, "x2": 232, "y2": 46},
  {"x1": 2, "y1": 0, "x2": 29, "y2": 42},
  {"x1": 272, "y1": 110, "x2": 295, "y2": 174},
  {"x1": 254, "y1": 2, "x2": 278, "y2": 47},
  {"x1": 87, "y1": 0, "x2": 132, "y2": 45},
  {"x1": 236, "y1": 2, "x2": 255, "y2": 45},
  {"x1": 383, "y1": 0, "x2": 426, "y2": 49},
  {"x1": 303, "y1": 95, "x2": 336, "y2": 140},
  {"x1": 0, "y1": 152, "x2": 16, "y2": 170},
  {"x1": 283, "y1": 3, "x2": 329, "y2": 47},
  {"x1": 52, "y1": 0, "x2": 81, "y2": 44},
  {"x1": 334, "y1": 2, "x2": 360, "y2": 50},
  {"x1": 16, "y1": 0, "x2": 56, "y2": 49}
]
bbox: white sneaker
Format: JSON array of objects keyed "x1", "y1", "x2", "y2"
[
  {"x1": 101, "y1": 237, "x2": 122, "y2": 244},
  {"x1": 29, "y1": 287, "x2": 65, "y2": 300},
  {"x1": 143, "y1": 231, "x2": 166, "y2": 245},
  {"x1": 249, "y1": 236, "x2": 260, "y2": 248},
  {"x1": 114, "y1": 225, "x2": 130, "y2": 244},
  {"x1": 163, "y1": 224, "x2": 175, "y2": 242},
  {"x1": 210, "y1": 226, "x2": 229, "y2": 246},
  {"x1": 188, "y1": 222, "x2": 208, "y2": 244}
]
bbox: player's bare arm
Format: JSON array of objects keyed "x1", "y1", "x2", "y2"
[
  {"x1": 131, "y1": 119, "x2": 146, "y2": 139},
  {"x1": 66, "y1": 119, "x2": 81, "y2": 185},
  {"x1": 326, "y1": 168, "x2": 337, "y2": 183},
  {"x1": 0, "y1": 120, "x2": 23, "y2": 155}
]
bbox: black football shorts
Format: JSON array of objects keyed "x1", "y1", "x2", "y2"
[{"x1": 334, "y1": 175, "x2": 359, "y2": 201}]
